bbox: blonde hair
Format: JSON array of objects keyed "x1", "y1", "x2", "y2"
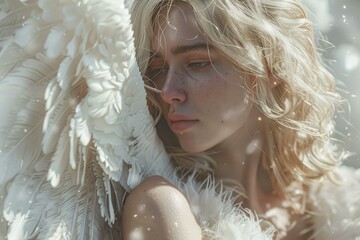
[{"x1": 130, "y1": 0, "x2": 344, "y2": 200}]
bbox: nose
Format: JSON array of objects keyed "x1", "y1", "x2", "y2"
[{"x1": 160, "y1": 69, "x2": 187, "y2": 104}]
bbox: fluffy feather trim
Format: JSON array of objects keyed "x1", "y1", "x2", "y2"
[
  {"x1": 1, "y1": 0, "x2": 358, "y2": 240},
  {"x1": 164, "y1": 173, "x2": 275, "y2": 240},
  {"x1": 309, "y1": 166, "x2": 360, "y2": 240}
]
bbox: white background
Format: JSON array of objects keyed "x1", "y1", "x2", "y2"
[{"x1": 303, "y1": 0, "x2": 360, "y2": 167}]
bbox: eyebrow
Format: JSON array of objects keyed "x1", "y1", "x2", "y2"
[{"x1": 150, "y1": 42, "x2": 213, "y2": 58}]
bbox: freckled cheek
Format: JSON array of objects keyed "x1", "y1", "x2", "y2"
[
  {"x1": 194, "y1": 77, "x2": 229, "y2": 116},
  {"x1": 193, "y1": 78, "x2": 221, "y2": 107},
  {"x1": 195, "y1": 75, "x2": 234, "y2": 101},
  {"x1": 195, "y1": 75, "x2": 223, "y2": 94},
  {"x1": 200, "y1": 76, "x2": 250, "y2": 121}
]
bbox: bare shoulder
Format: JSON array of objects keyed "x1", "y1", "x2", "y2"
[{"x1": 122, "y1": 176, "x2": 202, "y2": 240}]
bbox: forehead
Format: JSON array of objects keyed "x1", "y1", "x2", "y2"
[{"x1": 151, "y1": 1, "x2": 207, "y2": 51}]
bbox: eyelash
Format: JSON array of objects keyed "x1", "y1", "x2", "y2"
[
  {"x1": 188, "y1": 61, "x2": 211, "y2": 70},
  {"x1": 147, "y1": 60, "x2": 212, "y2": 80}
]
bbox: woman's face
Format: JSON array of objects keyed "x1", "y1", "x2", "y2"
[{"x1": 148, "y1": 1, "x2": 259, "y2": 153}]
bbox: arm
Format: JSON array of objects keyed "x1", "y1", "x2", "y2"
[{"x1": 122, "y1": 176, "x2": 202, "y2": 240}]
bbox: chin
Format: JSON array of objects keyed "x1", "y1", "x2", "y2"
[{"x1": 179, "y1": 139, "x2": 210, "y2": 154}]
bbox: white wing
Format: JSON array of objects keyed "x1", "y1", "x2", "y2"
[
  {"x1": 0, "y1": 0, "x2": 172, "y2": 238},
  {"x1": 0, "y1": 0, "x2": 276, "y2": 239}
]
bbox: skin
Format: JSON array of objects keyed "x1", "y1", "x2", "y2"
[
  {"x1": 122, "y1": 176, "x2": 202, "y2": 240},
  {"x1": 149, "y1": 2, "x2": 260, "y2": 155},
  {"x1": 149, "y1": 1, "x2": 265, "y2": 197},
  {"x1": 123, "y1": 3, "x2": 261, "y2": 240},
  {"x1": 123, "y1": 2, "x2": 309, "y2": 239}
]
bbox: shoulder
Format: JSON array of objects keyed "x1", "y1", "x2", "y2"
[
  {"x1": 122, "y1": 175, "x2": 202, "y2": 240},
  {"x1": 308, "y1": 166, "x2": 360, "y2": 240}
]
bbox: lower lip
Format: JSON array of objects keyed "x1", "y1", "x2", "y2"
[{"x1": 170, "y1": 120, "x2": 198, "y2": 132}]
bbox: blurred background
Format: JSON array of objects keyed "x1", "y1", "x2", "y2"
[{"x1": 302, "y1": 0, "x2": 360, "y2": 167}]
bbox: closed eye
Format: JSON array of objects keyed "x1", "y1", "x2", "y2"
[
  {"x1": 147, "y1": 67, "x2": 168, "y2": 80},
  {"x1": 188, "y1": 61, "x2": 211, "y2": 71}
]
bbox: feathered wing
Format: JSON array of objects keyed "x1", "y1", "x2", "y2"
[
  {"x1": 0, "y1": 0, "x2": 170, "y2": 238},
  {"x1": 0, "y1": 0, "x2": 275, "y2": 239},
  {"x1": 3, "y1": 154, "x2": 122, "y2": 240}
]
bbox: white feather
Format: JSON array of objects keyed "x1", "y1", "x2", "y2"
[
  {"x1": 127, "y1": 162, "x2": 142, "y2": 189},
  {"x1": 0, "y1": 0, "x2": 287, "y2": 239},
  {"x1": 44, "y1": 77, "x2": 61, "y2": 111},
  {"x1": 38, "y1": 0, "x2": 63, "y2": 23},
  {"x1": 0, "y1": 0, "x2": 36, "y2": 40},
  {"x1": 69, "y1": 117, "x2": 79, "y2": 169},
  {"x1": 41, "y1": 159, "x2": 121, "y2": 240},
  {"x1": 0, "y1": 184, "x2": 8, "y2": 236},
  {"x1": 6, "y1": 213, "x2": 29, "y2": 240},
  {"x1": 43, "y1": 114, "x2": 70, "y2": 152},
  {"x1": 110, "y1": 178, "x2": 126, "y2": 214},
  {"x1": 0, "y1": 104, "x2": 43, "y2": 185},
  {"x1": 42, "y1": 93, "x2": 73, "y2": 154},
  {"x1": 72, "y1": 101, "x2": 92, "y2": 146},
  {"x1": 0, "y1": 44, "x2": 29, "y2": 77},
  {"x1": 4, "y1": 167, "x2": 53, "y2": 239},
  {"x1": 57, "y1": 55, "x2": 81, "y2": 89},
  {"x1": 13, "y1": 17, "x2": 48, "y2": 56},
  {"x1": 44, "y1": 27, "x2": 71, "y2": 58},
  {"x1": 103, "y1": 174, "x2": 116, "y2": 224},
  {"x1": 47, "y1": 121, "x2": 71, "y2": 187},
  {"x1": 94, "y1": 159, "x2": 111, "y2": 223},
  {"x1": 0, "y1": 58, "x2": 50, "y2": 134}
]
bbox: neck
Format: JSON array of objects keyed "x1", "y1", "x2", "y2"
[
  {"x1": 208, "y1": 125, "x2": 308, "y2": 239},
  {"x1": 210, "y1": 126, "x2": 265, "y2": 192}
]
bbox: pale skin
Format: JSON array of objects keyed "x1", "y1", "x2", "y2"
[
  {"x1": 122, "y1": 2, "x2": 308, "y2": 239},
  {"x1": 122, "y1": 176, "x2": 202, "y2": 240}
]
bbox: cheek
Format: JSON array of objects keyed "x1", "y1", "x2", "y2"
[
  {"x1": 219, "y1": 98, "x2": 252, "y2": 130},
  {"x1": 198, "y1": 75, "x2": 251, "y2": 118}
]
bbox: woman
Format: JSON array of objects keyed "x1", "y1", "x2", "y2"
[
  {"x1": 123, "y1": 0, "x2": 360, "y2": 239},
  {"x1": 0, "y1": 0, "x2": 358, "y2": 239}
]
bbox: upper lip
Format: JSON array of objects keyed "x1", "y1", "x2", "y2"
[{"x1": 167, "y1": 113, "x2": 198, "y2": 122}]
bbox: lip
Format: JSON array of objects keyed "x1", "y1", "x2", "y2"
[{"x1": 167, "y1": 113, "x2": 199, "y2": 133}]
